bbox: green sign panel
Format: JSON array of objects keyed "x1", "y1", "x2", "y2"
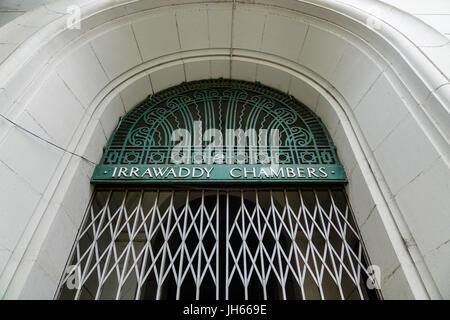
[
  {"x1": 92, "y1": 164, "x2": 346, "y2": 183},
  {"x1": 91, "y1": 79, "x2": 347, "y2": 184}
]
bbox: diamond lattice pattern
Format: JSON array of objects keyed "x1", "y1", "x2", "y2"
[{"x1": 57, "y1": 188, "x2": 376, "y2": 300}]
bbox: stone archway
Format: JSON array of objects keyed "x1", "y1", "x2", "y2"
[
  {"x1": 56, "y1": 80, "x2": 379, "y2": 300},
  {"x1": 0, "y1": 0, "x2": 448, "y2": 300}
]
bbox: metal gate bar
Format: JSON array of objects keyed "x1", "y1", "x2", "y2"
[{"x1": 56, "y1": 188, "x2": 377, "y2": 300}]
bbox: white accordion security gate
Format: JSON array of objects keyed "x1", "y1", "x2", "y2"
[{"x1": 56, "y1": 187, "x2": 378, "y2": 300}]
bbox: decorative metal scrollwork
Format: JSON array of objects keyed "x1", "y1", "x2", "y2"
[{"x1": 99, "y1": 79, "x2": 340, "y2": 168}]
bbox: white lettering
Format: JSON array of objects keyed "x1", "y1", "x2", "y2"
[
  {"x1": 141, "y1": 168, "x2": 153, "y2": 177},
  {"x1": 269, "y1": 167, "x2": 284, "y2": 178},
  {"x1": 297, "y1": 167, "x2": 306, "y2": 178},
  {"x1": 166, "y1": 168, "x2": 176, "y2": 177},
  {"x1": 153, "y1": 167, "x2": 168, "y2": 177},
  {"x1": 286, "y1": 167, "x2": 296, "y2": 178},
  {"x1": 178, "y1": 167, "x2": 190, "y2": 177},
  {"x1": 192, "y1": 167, "x2": 204, "y2": 178},
  {"x1": 258, "y1": 168, "x2": 270, "y2": 178},
  {"x1": 244, "y1": 167, "x2": 256, "y2": 178},
  {"x1": 129, "y1": 167, "x2": 140, "y2": 177},
  {"x1": 318, "y1": 167, "x2": 328, "y2": 178},
  {"x1": 118, "y1": 167, "x2": 128, "y2": 177},
  {"x1": 204, "y1": 167, "x2": 214, "y2": 178},
  {"x1": 307, "y1": 167, "x2": 320, "y2": 178},
  {"x1": 230, "y1": 167, "x2": 242, "y2": 178}
]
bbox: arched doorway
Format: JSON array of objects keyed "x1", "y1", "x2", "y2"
[{"x1": 56, "y1": 80, "x2": 379, "y2": 300}]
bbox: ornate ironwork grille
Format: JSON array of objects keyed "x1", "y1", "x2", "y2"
[
  {"x1": 91, "y1": 79, "x2": 346, "y2": 183},
  {"x1": 56, "y1": 188, "x2": 377, "y2": 300},
  {"x1": 102, "y1": 79, "x2": 337, "y2": 166}
]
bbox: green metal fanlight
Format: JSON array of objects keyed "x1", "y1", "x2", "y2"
[{"x1": 91, "y1": 79, "x2": 346, "y2": 183}]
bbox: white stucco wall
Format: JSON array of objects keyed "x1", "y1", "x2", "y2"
[
  {"x1": 0, "y1": 0, "x2": 448, "y2": 300},
  {"x1": 0, "y1": 1, "x2": 48, "y2": 28},
  {"x1": 381, "y1": 0, "x2": 450, "y2": 40}
]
